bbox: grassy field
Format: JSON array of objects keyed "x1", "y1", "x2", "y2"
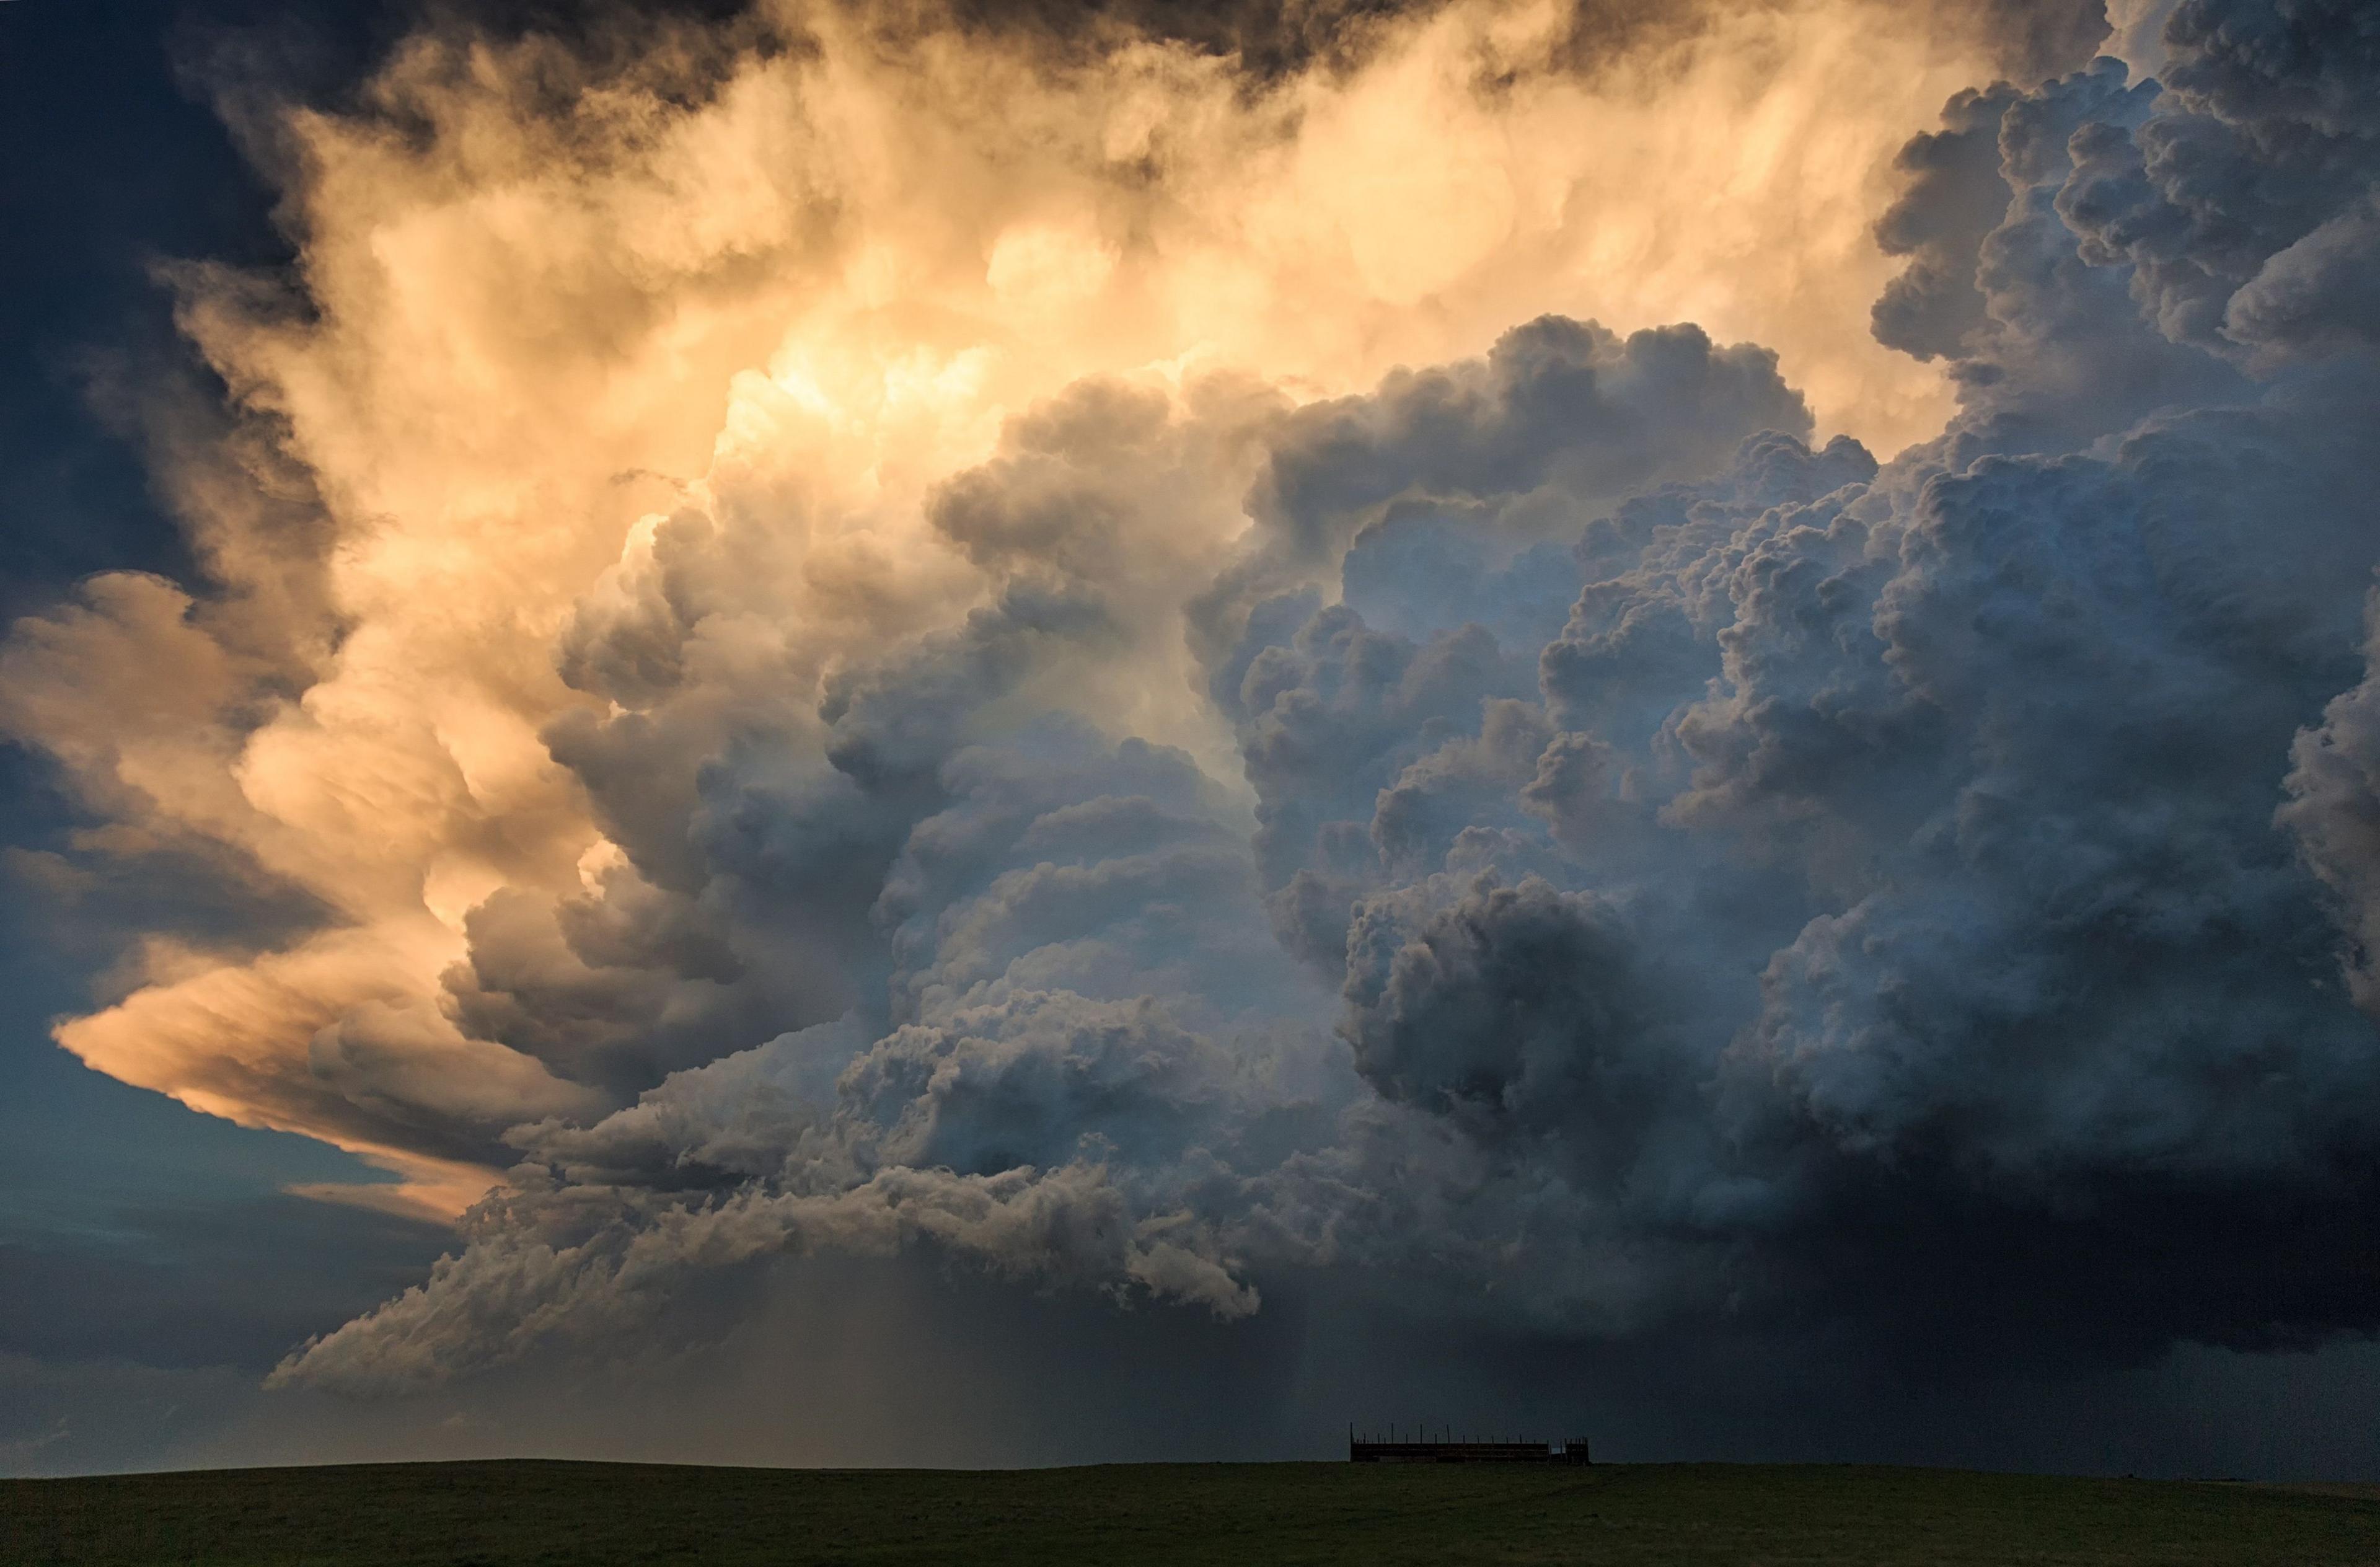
[{"x1": 4, "y1": 1459, "x2": 2378, "y2": 1566}]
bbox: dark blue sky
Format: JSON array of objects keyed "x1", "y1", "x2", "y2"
[
  {"x1": 2, "y1": 5, "x2": 770, "y2": 1458},
  {"x1": 0, "y1": 0, "x2": 450, "y2": 1402}
]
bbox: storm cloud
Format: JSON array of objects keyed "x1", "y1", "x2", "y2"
[{"x1": 7, "y1": 0, "x2": 2380, "y2": 1438}]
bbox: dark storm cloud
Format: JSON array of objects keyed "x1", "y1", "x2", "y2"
[
  {"x1": 275, "y1": 0, "x2": 2380, "y2": 1395},
  {"x1": 1871, "y1": 84, "x2": 2021, "y2": 361},
  {"x1": 10, "y1": 0, "x2": 2377, "y2": 1466},
  {"x1": 2055, "y1": 0, "x2": 2380, "y2": 363}
]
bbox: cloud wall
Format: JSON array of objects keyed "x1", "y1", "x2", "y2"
[{"x1": 11, "y1": 0, "x2": 2380, "y2": 1403}]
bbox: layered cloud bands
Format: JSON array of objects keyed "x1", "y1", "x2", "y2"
[{"x1": 10, "y1": 0, "x2": 2380, "y2": 1393}]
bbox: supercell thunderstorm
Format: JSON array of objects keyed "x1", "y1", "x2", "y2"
[{"x1": 7, "y1": 0, "x2": 2380, "y2": 1397}]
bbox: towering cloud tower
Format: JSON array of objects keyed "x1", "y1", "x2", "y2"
[{"x1": 7, "y1": 0, "x2": 2379, "y2": 1450}]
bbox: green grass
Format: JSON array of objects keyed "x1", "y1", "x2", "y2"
[{"x1": 5, "y1": 1459, "x2": 2378, "y2": 1566}]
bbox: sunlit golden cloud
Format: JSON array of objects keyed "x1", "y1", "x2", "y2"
[{"x1": 8, "y1": 0, "x2": 2053, "y2": 1217}]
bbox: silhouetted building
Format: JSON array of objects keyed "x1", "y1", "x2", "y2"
[{"x1": 1347, "y1": 1429, "x2": 1589, "y2": 1464}]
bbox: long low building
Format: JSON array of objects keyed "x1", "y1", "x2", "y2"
[{"x1": 1347, "y1": 1436, "x2": 1590, "y2": 1464}]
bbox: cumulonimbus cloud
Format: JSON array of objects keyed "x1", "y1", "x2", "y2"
[{"x1": 10, "y1": 0, "x2": 2380, "y2": 1393}]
